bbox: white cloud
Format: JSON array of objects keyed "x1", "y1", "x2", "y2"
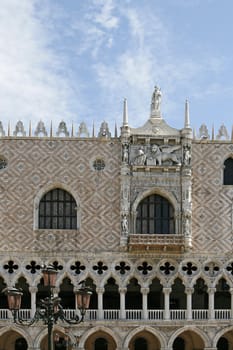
[
  {"x1": 0, "y1": 0, "x2": 77, "y2": 131},
  {"x1": 93, "y1": 0, "x2": 119, "y2": 29}
]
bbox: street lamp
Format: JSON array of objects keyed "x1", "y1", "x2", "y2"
[{"x1": 3, "y1": 265, "x2": 92, "y2": 350}]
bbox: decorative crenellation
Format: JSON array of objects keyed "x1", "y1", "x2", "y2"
[
  {"x1": 0, "y1": 120, "x2": 116, "y2": 138},
  {"x1": 195, "y1": 123, "x2": 233, "y2": 141}
]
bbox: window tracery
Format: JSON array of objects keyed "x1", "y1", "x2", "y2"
[
  {"x1": 39, "y1": 188, "x2": 77, "y2": 229},
  {"x1": 136, "y1": 194, "x2": 175, "y2": 234}
]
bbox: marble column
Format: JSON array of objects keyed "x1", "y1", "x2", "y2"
[
  {"x1": 29, "y1": 287, "x2": 38, "y2": 317},
  {"x1": 96, "y1": 287, "x2": 104, "y2": 320},
  {"x1": 185, "y1": 287, "x2": 194, "y2": 320},
  {"x1": 163, "y1": 287, "x2": 171, "y2": 320},
  {"x1": 141, "y1": 287, "x2": 149, "y2": 320},
  {"x1": 119, "y1": 287, "x2": 126, "y2": 319},
  {"x1": 208, "y1": 287, "x2": 216, "y2": 320}
]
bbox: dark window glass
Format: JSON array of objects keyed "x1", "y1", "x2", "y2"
[
  {"x1": 15, "y1": 338, "x2": 28, "y2": 350},
  {"x1": 217, "y1": 337, "x2": 229, "y2": 350},
  {"x1": 224, "y1": 158, "x2": 233, "y2": 185},
  {"x1": 39, "y1": 189, "x2": 77, "y2": 229},
  {"x1": 95, "y1": 338, "x2": 108, "y2": 350},
  {"x1": 134, "y1": 338, "x2": 148, "y2": 350},
  {"x1": 136, "y1": 194, "x2": 174, "y2": 234},
  {"x1": 173, "y1": 337, "x2": 185, "y2": 350}
]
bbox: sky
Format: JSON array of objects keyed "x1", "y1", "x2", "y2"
[{"x1": 0, "y1": 0, "x2": 233, "y2": 137}]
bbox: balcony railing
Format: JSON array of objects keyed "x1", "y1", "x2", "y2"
[{"x1": 0, "y1": 309, "x2": 231, "y2": 322}]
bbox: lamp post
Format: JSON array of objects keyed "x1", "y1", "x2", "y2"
[{"x1": 3, "y1": 265, "x2": 92, "y2": 350}]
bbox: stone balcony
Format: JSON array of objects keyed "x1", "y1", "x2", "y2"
[{"x1": 128, "y1": 234, "x2": 185, "y2": 252}]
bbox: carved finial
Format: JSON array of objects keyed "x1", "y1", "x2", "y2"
[
  {"x1": 231, "y1": 126, "x2": 233, "y2": 141},
  {"x1": 50, "y1": 121, "x2": 53, "y2": 137},
  {"x1": 216, "y1": 124, "x2": 229, "y2": 140},
  {"x1": 29, "y1": 121, "x2": 32, "y2": 137},
  {"x1": 123, "y1": 98, "x2": 128, "y2": 127},
  {"x1": 0, "y1": 122, "x2": 5, "y2": 137},
  {"x1": 13, "y1": 121, "x2": 26, "y2": 136},
  {"x1": 34, "y1": 120, "x2": 47, "y2": 136},
  {"x1": 77, "y1": 122, "x2": 89, "y2": 137},
  {"x1": 150, "y1": 86, "x2": 162, "y2": 118},
  {"x1": 98, "y1": 121, "x2": 111, "y2": 138},
  {"x1": 71, "y1": 122, "x2": 74, "y2": 137},
  {"x1": 115, "y1": 122, "x2": 118, "y2": 137},
  {"x1": 184, "y1": 100, "x2": 190, "y2": 128},
  {"x1": 92, "y1": 121, "x2": 95, "y2": 137},
  {"x1": 212, "y1": 124, "x2": 215, "y2": 140},
  {"x1": 8, "y1": 121, "x2": 10, "y2": 136},
  {"x1": 56, "y1": 121, "x2": 69, "y2": 137}
]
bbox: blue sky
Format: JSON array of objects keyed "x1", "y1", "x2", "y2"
[{"x1": 0, "y1": 0, "x2": 232, "y2": 136}]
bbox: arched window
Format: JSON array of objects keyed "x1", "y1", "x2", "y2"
[
  {"x1": 224, "y1": 158, "x2": 233, "y2": 185},
  {"x1": 136, "y1": 194, "x2": 174, "y2": 234},
  {"x1": 39, "y1": 188, "x2": 77, "y2": 229}
]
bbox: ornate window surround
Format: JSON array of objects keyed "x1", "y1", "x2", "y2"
[
  {"x1": 131, "y1": 188, "x2": 180, "y2": 235},
  {"x1": 33, "y1": 183, "x2": 81, "y2": 230}
]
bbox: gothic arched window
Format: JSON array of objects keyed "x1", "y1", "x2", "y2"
[
  {"x1": 39, "y1": 188, "x2": 77, "y2": 229},
  {"x1": 136, "y1": 194, "x2": 175, "y2": 234},
  {"x1": 224, "y1": 158, "x2": 233, "y2": 185}
]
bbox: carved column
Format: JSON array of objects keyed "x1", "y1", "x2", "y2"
[
  {"x1": 141, "y1": 287, "x2": 149, "y2": 320},
  {"x1": 119, "y1": 287, "x2": 126, "y2": 319},
  {"x1": 181, "y1": 141, "x2": 192, "y2": 250},
  {"x1": 208, "y1": 287, "x2": 216, "y2": 320},
  {"x1": 230, "y1": 288, "x2": 233, "y2": 318},
  {"x1": 185, "y1": 287, "x2": 194, "y2": 320},
  {"x1": 120, "y1": 129, "x2": 131, "y2": 248},
  {"x1": 96, "y1": 287, "x2": 104, "y2": 320},
  {"x1": 163, "y1": 287, "x2": 171, "y2": 320},
  {"x1": 29, "y1": 287, "x2": 38, "y2": 317}
]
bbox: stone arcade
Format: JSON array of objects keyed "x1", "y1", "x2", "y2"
[{"x1": 0, "y1": 87, "x2": 233, "y2": 349}]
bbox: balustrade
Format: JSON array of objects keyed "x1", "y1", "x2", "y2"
[{"x1": 0, "y1": 308, "x2": 231, "y2": 322}]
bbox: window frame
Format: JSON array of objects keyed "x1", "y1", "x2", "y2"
[
  {"x1": 136, "y1": 194, "x2": 175, "y2": 235},
  {"x1": 34, "y1": 186, "x2": 80, "y2": 230}
]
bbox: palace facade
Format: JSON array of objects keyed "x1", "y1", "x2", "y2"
[{"x1": 0, "y1": 87, "x2": 233, "y2": 350}]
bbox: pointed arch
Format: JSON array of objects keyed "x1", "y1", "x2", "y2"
[
  {"x1": 223, "y1": 157, "x2": 233, "y2": 185},
  {"x1": 123, "y1": 326, "x2": 166, "y2": 349},
  {"x1": 79, "y1": 326, "x2": 120, "y2": 350},
  {"x1": 168, "y1": 326, "x2": 210, "y2": 349},
  {"x1": 131, "y1": 188, "x2": 179, "y2": 235},
  {"x1": 34, "y1": 183, "x2": 81, "y2": 230}
]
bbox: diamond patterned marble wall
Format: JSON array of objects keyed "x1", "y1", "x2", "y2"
[
  {"x1": 0, "y1": 138, "x2": 121, "y2": 253},
  {"x1": 192, "y1": 142, "x2": 233, "y2": 253}
]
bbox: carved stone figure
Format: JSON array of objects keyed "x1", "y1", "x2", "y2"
[
  {"x1": 133, "y1": 148, "x2": 146, "y2": 165},
  {"x1": 151, "y1": 86, "x2": 162, "y2": 114},
  {"x1": 122, "y1": 144, "x2": 129, "y2": 163},
  {"x1": 147, "y1": 144, "x2": 181, "y2": 166},
  {"x1": 183, "y1": 145, "x2": 191, "y2": 165},
  {"x1": 121, "y1": 215, "x2": 128, "y2": 234},
  {"x1": 121, "y1": 183, "x2": 130, "y2": 212}
]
